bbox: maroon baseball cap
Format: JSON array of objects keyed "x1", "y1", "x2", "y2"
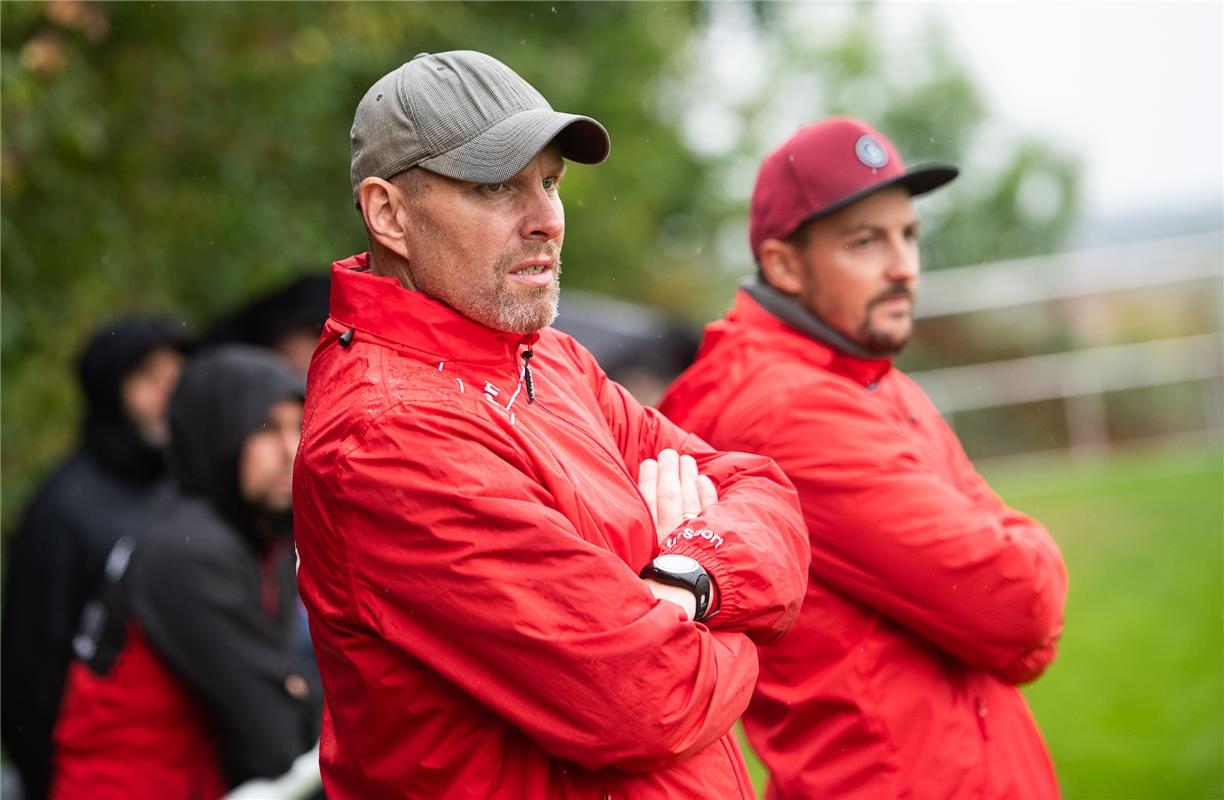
[{"x1": 749, "y1": 117, "x2": 958, "y2": 260}]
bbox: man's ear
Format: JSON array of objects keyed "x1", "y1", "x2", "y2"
[
  {"x1": 757, "y1": 238, "x2": 804, "y2": 296},
  {"x1": 359, "y1": 177, "x2": 411, "y2": 261}
]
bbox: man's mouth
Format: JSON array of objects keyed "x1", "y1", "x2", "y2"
[
  {"x1": 509, "y1": 260, "x2": 556, "y2": 287},
  {"x1": 869, "y1": 286, "x2": 914, "y2": 312}
]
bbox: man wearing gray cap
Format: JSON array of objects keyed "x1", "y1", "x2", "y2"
[{"x1": 292, "y1": 51, "x2": 808, "y2": 799}]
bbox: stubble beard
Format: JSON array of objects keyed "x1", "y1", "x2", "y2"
[{"x1": 484, "y1": 247, "x2": 563, "y2": 334}]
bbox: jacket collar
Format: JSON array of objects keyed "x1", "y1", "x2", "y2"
[
  {"x1": 328, "y1": 253, "x2": 537, "y2": 366},
  {"x1": 730, "y1": 284, "x2": 893, "y2": 387}
]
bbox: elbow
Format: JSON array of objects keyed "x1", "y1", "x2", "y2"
[
  {"x1": 579, "y1": 720, "x2": 690, "y2": 773},
  {"x1": 569, "y1": 705, "x2": 735, "y2": 774},
  {"x1": 556, "y1": 635, "x2": 758, "y2": 773},
  {"x1": 1009, "y1": 588, "x2": 1064, "y2": 654},
  {"x1": 1017, "y1": 560, "x2": 1069, "y2": 651},
  {"x1": 979, "y1": 571, "x2": 1067, "y2": 676}
]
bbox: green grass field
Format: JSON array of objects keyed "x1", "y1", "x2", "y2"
[{"x1": 738, "y1": 445, "x2": 1224, "y2": 799}]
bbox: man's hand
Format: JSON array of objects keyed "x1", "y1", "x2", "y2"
[
  {"x1": 638, "y1": 449, "x2": 719, "y2": 620},
  {"x1": 638, "y1": 448, "x2": 718, "y2": 541}
]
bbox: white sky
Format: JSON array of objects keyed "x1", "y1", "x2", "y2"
[{"x1": 897, "y1": 2, "x2": 1223, "y2": 219}]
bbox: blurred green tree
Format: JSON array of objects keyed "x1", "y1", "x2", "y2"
[
  {"x1": 1, "y1": 1, "x2": 1080, "y2": 532},
  {"x1": 1, "y1": 0, "x2": 708, "y2": 529}
]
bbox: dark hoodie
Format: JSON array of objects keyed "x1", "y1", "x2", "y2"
[
  {"x1": 1, "y1": 314, "x2": 187, "y2": 800},
  {"x1": 118, "y1": 346, "x2": 320, "y2": 786}
]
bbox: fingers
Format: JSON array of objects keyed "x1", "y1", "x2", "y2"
[
  {"x1": 680, "y1": 454, "x2": 701, "y2": 521},
  {"x1": 655, "y1": 449, "x2": 683, "y2": 533},
  {"x1": 638, "y1": 458, "x2": 659, "y2": 527},
  {"x1": 641, "y1": 449, "x2": 720, "y2": 538},
  {"x1": 696, "y1": 474, "x2": 719, "y2": 510}
]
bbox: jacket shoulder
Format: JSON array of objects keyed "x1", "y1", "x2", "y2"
[{"x1": 299, "y1": 341, "x2": 523, "y2": 486}]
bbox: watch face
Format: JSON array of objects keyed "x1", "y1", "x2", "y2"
[{"x1": 654, "y1": 554, "x2": 699, "y2": 573}]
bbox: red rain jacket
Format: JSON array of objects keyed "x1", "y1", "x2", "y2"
[
  {"x1": 292, "y1": 256, "x2": 809, "y2": 799},
  {"x1": 50, "y1": 624, "x2": 227, "y2": 800},
  {"x1": 659, "y1": 290, "x2": 1068, "y2": 800}
]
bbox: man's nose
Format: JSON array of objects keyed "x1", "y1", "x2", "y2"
[
  {"x1": 884, "y1": 237, "x2": 920, "y2": 282},
  {"x1": 521, "y1": 188, "x2": 564, "y2": 242}
]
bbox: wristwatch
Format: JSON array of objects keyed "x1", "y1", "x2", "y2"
[{"x1": 639, "y1": 554, "x2": 715, "y2": 622}]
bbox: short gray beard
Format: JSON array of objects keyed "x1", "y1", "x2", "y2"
[
  {"x1": 409, "y1": 238, "x2": 563, "y2": 335},
  {"x1": 484, "y1": 255, "x2": 563, "y2": 334}
]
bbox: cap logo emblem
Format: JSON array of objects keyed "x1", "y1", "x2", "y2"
[{"x1": 855, "y1": 135, "x2": 889, "y2": 169}]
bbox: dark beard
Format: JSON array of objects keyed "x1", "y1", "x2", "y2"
[{"x1": 855, "y1": 282, "x2": 914, "y2": 355}]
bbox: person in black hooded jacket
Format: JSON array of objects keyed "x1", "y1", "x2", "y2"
[
  {"x1": 49, "y1": 345, "x2": 322, "y2": 800},
  {"x1": 1, "y1": 314, "x2": 187, "y2": 800}
]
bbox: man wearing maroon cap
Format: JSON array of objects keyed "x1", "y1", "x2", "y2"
[{"x1": 659, "y1": 117, "x2": 1068, "y2": 799}]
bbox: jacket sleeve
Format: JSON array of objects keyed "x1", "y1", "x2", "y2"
[
  {"x1": 753, "y1": 380, "x2": 1067, "y2": 683},
  {"x1": 578, "y1": 343, "x2": 810, "y2": 644},
  {"x1": 130, "y1": 525, "x2": 319, "y2": 785}
]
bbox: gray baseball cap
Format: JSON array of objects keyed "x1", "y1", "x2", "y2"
[{"x1": 350, "y1": 50, "x2": 611, "y2": 206}]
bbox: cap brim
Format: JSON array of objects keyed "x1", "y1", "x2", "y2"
[
  {"x1": 419, "y1": 108, "x2": 611, "y2": 184},
  {"x1": 794, "y1": 163, "x2": 959, "y2": 231}
]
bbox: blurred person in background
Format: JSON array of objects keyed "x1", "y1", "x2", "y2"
[
  {"x1": 49, "y1": 346, "x2": 321, "y2": 800},
  {"x1": 1, "y1": 314, "x2": 187, "y2": 800},
  {"x1": 660, "y1": 118, "x2": 1069, "y2": 799},
  {"x1": 200, "y1": 273, "x2": 330, "y2": 377},
  {"x1": 292, "y1": 50, "x2": 809, "y2": 799},
  {"x1": 553, "y1": 289, "x2": 700, "y2": 407},
  {"x1": 198, "y1": 272, "x2": 332, "y2": 669}
]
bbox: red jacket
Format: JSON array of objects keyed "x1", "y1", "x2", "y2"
[
  {"x1": 659, "y1": 290, "x2": 1068, "y2": 799},
  {"x1": 51, "y1": 624, "x2": 227, "y2": 800},
  {"x1": 292, "y1": 256, "x2": 809, "y2": 799}
]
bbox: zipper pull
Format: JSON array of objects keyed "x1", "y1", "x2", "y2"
[{"x1": 521, "y1": 348, "x2": 535, "y2": 404}]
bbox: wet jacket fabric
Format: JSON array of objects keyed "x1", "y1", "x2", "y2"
[
  {"x1": 1, "y1": 315, "x2": 185, "y2": 800},
  {"x1": 658, "y1": 289, "x2": 1068, "y2": 800},
  {"x1": 49, "y1": 347, "x2": 322, "y2": 798},
  {"x1": 292, "y1": 255, "x2": 809, "y2": 800}
]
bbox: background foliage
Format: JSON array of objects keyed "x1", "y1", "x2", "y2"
[{"x1": 1, "y1": 1, "x2": 1081, "y2": 531}]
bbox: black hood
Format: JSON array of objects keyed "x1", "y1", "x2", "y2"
[
  {"x1": 168, "y1": 346, "x2": 305, "y2": 534},
  {"x1": 200, "y1": 274, "x2": 330, "y2": 351},
  {"x1": 76, "y1": 314, "x2": 190, "y2": 482}
]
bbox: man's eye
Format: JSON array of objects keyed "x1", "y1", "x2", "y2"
[
  {"x1": 543, "y1": 177, "x2": 558, "y2": 190},
  {"x1": 482, "y1": 182, "x2": 507, "y2": 193}
]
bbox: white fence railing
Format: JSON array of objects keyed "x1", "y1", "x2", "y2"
[
  {"x1": 914, "y1": 230, "x2": 1223, "y2": 319},
  {"x1": 908, "y1": 231, "x2": 1223, "y2": 459},
  {"x1": 910, "y1": 334, "x2": 1222, "y2": 415}
]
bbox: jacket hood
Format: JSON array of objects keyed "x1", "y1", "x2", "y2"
[
  {"x1": 200, "y1": 273, "x2": 330, "y2": 351},
  {"x1": 168, "y1": 346, "x2": 305, "y2": 533},
  {"x1": 76, "y1": 314, "x2": 190, "y2": 482}
]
